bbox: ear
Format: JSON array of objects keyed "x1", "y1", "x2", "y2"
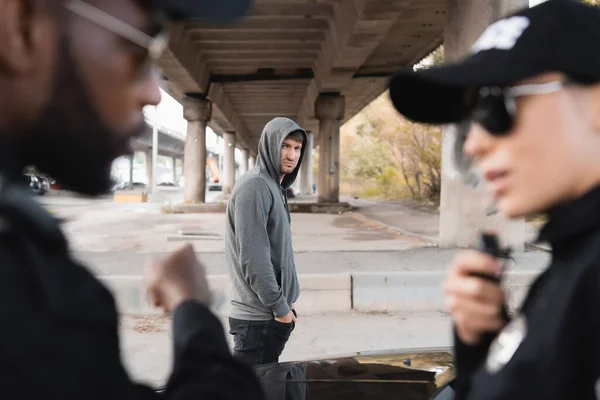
[{"x1": 0, "y1": 0, "x2": 53, "y2": 74}]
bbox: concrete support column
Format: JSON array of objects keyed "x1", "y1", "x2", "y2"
[
  {"x1": 315, "y1": 93, "x2": 345, "y2": 203},
  {"x1": 145, "y1": 150, "x2": 153, "y2": 188},
  {"x1": 222, "y1": 132, "x2": 236, "y2": 195},
  {"x1": 172, "y1": 157, "x2": 177, "y2": 183},
  {"x1": 240, "y1": 148, "x2": 250, "y2": 175},
  {"x1": 183, "y1": 97, "x2": 211, "y2": 203},
  {"x1": 300, "y1": 132, "x2": 314, "y2": 195},
  {"x1": 440, "y1": 0, "x2": 527, "y2": 250},
  {"x1": 249, "y1": 155, "x2": 256, "y2": 169},
  {"x1": 129, "y1": 153, "x2": 134, "y2": 186}
]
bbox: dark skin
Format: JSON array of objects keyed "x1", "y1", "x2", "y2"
[
  {"x1": 68, "y1": 0, "x2": 161, "y2": 140},
  {"x1": 0, "y1": 0, "x2": 160, "y2": 192},
  {"x1": 0, "y1": 0, "x2": 207, "y2": 318}
]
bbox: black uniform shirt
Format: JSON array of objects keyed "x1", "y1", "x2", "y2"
[
  {"x1": 455, "y1": 185, "x2": 600, "y2": 399},
  {"x1": 0, "y1": 137, "x2": 262, "y2": 399}
]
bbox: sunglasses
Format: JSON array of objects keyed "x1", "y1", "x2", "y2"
[
  {"x1": 471, "y1": 79, "x2": 572, "y2": 136},
  {"x1": 65, "y1": 0, "x2": 169, "y2": 82}
]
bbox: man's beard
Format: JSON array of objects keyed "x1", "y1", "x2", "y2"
[{"x1": 22, "y1": 37, "x2": 144, "y2": 197}]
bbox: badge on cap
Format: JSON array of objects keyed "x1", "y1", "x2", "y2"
[
  {"x1": 471, "y1": 16, "x2": 530, "y2": 54},
  {"x1": 485, "y1": 313, "x2": 528, "y2": 374}
]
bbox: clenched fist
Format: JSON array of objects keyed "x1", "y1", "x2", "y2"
[
  {"x1": 443, "y1": 250, "x2": 507, "y2": 345},
  {"x1": 144, "y1": 244, "x2": 212, "y2": 313}
]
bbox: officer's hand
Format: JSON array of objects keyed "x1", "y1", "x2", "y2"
[
  {"x1": 275, "y1": 310, "x2": 297, "y2": 324},
  {"x1": 144, "y1": 244, "x2": 212, "y2": 313},
  {"x1": 443, "y1": 250, "x2": 506, "y2": 345}
]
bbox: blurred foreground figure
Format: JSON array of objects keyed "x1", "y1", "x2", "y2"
[
  {"x1": 389, "y1": 1, "x2": 600, "y2": 399},
  {"x1": 0, "y1": 0, "x2": 263, "y2": 399}
]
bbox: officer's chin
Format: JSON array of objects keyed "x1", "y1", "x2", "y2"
[{"x1": 495, "y1": 196, "x2": 531, "y2": 220}]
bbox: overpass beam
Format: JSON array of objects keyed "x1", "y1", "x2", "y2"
[
  {"x1": 240, "y1": 148, "x2": 250, "y2": 176},
  {"x1": 222, "y1": 132, "x2": 236, "y2": 195},
  {"x1": 183, "y1": 97, "x2": 212, "y2": 203},
  {"x1": 315, "y1": 93, "x2": 345, "y2": 203},
  {"x1": 439, "y1": 0, "x2": 527, "y2": 250},
  {"x1": 300, "y1": 132, "x2": 314, "y2": 195}
]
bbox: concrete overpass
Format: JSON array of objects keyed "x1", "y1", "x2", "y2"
[
  {"x1": 125, "y1": 120, "x2": 185, "y2": 187},
  {"x1": 133, "y1": 120, "x2": 185, "y2": 158},
  {"x1": 158, "y1": 0, "x2": 529, "y2": 249}
]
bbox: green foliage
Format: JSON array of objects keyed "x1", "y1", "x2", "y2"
[{"x1": 341, "y1": 93, "x2": 442, "y2": 205}]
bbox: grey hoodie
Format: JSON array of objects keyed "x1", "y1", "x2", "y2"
[{"x1": 225, "y1": 117, "x2": 307, "y2": 321}]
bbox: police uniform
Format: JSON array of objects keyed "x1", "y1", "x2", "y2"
[
  {"x1": 386, "y1": 1, "x2": 600, "y2": 398},
  {"x1": 0, "y1": 0, "x2": 264, "y2": 395},
  {"x1": 0, "y1": 144, "x2": 263, "y2": 399},
  {"x1": 455, "y1": 186, "x2": 600, "y2": 399}
]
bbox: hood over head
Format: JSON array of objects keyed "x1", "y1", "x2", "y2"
[{"x1": 256, "y1": 117, "x2": 307, "y2": 189}]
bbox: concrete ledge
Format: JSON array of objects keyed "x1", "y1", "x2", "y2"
[
  {"x1": 100, "y1": 275, "x2": 158, "y2": 315},
  {"x1": 288, "y1": 202, "x2": 355, "y2": 214},
  {"x1": 167, "y1": 202, "x2": 227, "y2": 213},
  {"x1": 352, "y1": 271, "x2": 541, "y2": 313},
  {"x1": 113, "y1": 191, "x2": 148, "y2": 203},
  {"x1": 296, "y1": 273, "x2": 352, "y2": 313},
  {"x1": 99, "y1": 271, "x2": 539, "y2": 317},
  {"x1": 99, "y1": 273, "x2": 352, "y2": 316}
]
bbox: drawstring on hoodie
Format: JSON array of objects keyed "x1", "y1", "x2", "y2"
[{"x1": 281, "y1": 186, "x2": 291, "y2": 224}]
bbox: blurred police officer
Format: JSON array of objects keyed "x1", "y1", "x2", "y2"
[
  {"x1": 389, "y1": 1, "x2": 600, "y2": 398},
  {"x1": 0, "y1": 1, "x2": 263, "y2": 399}
]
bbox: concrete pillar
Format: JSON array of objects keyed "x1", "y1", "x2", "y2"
[
  {"x1": 440, "y1": 0, "x2": 527, "y2": 250},
  {"x1": 145, "y1": 150, "x2": 153, "y2": 188},
  {"x1": 183, "y1": 97, "x2": 211, "y2": 203},
  {"x1": 172, "y1": 157, "x2": 177, "y2": 183},
  {"x1": 128, "y1": 153, "x2": 134, "y2": 186},
  {"x1": 249, "y1": 155, "x2": 256, "y2": 169},
  {"x1": 240, "y1": 148, "x2": 250, "y2": 175},
  {"x1": 300, "y1": 132, "x2": 314, "y2": 195},
  {"x1": 315, "y1": 93, "x2": 345, "y2": 203},
  {"x1": 222, "y1": 132, "x2": 236, "y2": 195}
]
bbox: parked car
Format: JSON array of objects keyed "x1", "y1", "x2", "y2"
[
  {"x1": 155, "y1": 347, "x2": 456, "y2": 400},
  {"x1": 254, "y1": 348, "x2": 455, "y2": 400},
  {"x1": 23, "y1": 173, "x2": 49, "y2": 196}
]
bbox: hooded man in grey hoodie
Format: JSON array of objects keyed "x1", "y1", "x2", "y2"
[{"x1": 226, "y1": 117, "x2": 307, "y2": 367}]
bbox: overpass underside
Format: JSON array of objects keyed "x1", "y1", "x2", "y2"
[
  {"x1": 159, "y1": 0, "x2": 529, "y2": 249},
  {"x1": 159, "y1": 0, "x2": 445, "y2": 202}
]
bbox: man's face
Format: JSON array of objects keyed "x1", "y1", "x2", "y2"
[
  {"x1": 464, "y1": 72, "x2": 600, "y2": 217},
  {"x1": 280, "y1": 137, "x2": 303, "y2": 175},
  {"x1": 3, "y1": 0, "x2": 161, "y2": 195}
]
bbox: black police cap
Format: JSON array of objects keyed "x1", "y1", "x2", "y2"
[{"x1": 388, "y1": 0, "x2": 600, "y2": 125}]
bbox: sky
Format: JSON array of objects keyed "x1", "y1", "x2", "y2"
[{"x1": 143, "y1": 89, "x2": 237, "y2": 157}]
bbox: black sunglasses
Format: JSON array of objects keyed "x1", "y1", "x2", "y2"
[
  {"x1": 65, "y1": 0, "x2": 168, "y2": 82},
  {"x1": 471, "y1": 79, "x2": 572, "y2": 136}
]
